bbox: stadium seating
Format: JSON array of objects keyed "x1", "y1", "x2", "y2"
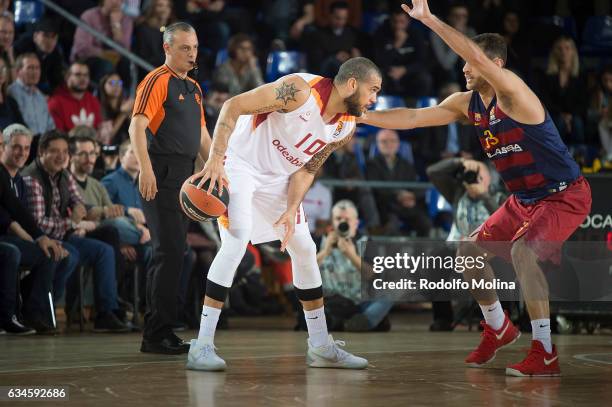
[{"x1": 265, "y1": 51, "x2": 306, "y2": 82}]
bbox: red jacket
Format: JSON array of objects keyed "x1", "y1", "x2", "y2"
[{"x1": 47, "y1": 84, "x2": 102, "y2": 131}]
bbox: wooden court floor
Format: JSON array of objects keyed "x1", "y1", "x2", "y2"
[{"x1": 1, "y1": 315, "x2": 611, "y2": 406}]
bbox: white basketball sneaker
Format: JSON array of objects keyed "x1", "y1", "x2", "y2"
[
  {"x1": 307, "y1": 335, "x2": 368, "y2": 369},
  {"x1": 186, "y1": 339, "x2": 227, "y2": 371}
]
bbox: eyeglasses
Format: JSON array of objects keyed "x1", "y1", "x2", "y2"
[{"x1": 108, "y1": 79, "x2": 123, "y2": 87}]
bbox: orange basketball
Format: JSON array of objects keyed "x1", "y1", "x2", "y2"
[{"x1": 179, "y1": 177, "x2": 229, "y2": 221}]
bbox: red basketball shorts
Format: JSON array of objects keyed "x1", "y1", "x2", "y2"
[{"x1": 473, "y1": 176, "x2": 592, "y2": 264}]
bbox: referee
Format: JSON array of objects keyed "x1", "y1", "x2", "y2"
[{"x1": 129, "y1": 22, "x2": 211, "y2": 354}]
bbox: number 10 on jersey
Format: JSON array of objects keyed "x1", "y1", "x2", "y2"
[{"x1": 294, "y1": 134, "x2": 327, "y2": 156}]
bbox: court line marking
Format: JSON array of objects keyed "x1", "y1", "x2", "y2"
[
  {"x1": 573, "y1": 353, "x2": 612, "y2": 365},
  {"x1": 0, "y1": 347, "x2": 477, "y2": 374}
]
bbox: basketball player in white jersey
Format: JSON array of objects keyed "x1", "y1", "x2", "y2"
[{"x1": 186, "y1": 57, "x2": 382, "y2": 371}]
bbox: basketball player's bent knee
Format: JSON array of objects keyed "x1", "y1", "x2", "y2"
[
  {"x1": 287, "y1": 233, "x2": 324, "y2": 310},
  {"x1": 205, "y1": 227, "x2": 251, "y2": 306}
]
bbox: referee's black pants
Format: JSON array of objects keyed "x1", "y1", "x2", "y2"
[{"x1": 141, "y1": 154, "x2": 193, "y2": 340}]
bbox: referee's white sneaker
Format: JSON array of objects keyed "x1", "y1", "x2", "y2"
[
  {"x1": 186, "y1": 339, "x2": 226, "y2": 371},
  {"x1": 307, "y1": 335, "x2": 368, "y2": 369}
]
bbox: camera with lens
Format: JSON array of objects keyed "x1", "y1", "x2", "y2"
[
  {"x1": 456, "y1": 164, "x2": 479, "y2": 184},
  {"x1": 336, "y1": 221, "x2": 351, "y2": 238}
]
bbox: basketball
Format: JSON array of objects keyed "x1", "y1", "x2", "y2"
[{"x1": 179, "y1": 177, "x2": 229, "y2": 221}]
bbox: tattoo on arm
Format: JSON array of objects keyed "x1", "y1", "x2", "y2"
[
  {"x1": 275, "y1": 82, "x2": 301, "y2": 106},
  {"x1": 304, "y1": 134, "x2": 353, "y2": 174},
  {"x1": 243, "y1": 105, "x2": 281, "y2": 115}
]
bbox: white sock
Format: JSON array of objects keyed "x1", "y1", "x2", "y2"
[
  {"x1": 197, "y1": 305, "x2": 221, "y2": 345},
  {"x1": 531, "y1": 319, "x2": 552, "y2": 353},
  {"x1": 479, "y1": 301, "x2": 505, "y2": 330},
  {"x1": 304, "y1": 306, "x2": 329, "y2": 348}
]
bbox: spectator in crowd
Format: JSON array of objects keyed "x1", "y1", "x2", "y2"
[
  {"x1": 0, "y1": 14, "x2": 14, "y2": 79},
  {"x1": 101, "y1": 140, "x2": 148, "y2": 230},
  {"x1": 303, "y1": 167, "x2": 332, "y2": 245},
  {"x1": 204, "y1": 81, "x2": 229, "y2": 135},
  {"x1": 8, "y1": 53, "x2": 55, "y2": 136},
  {"x1": 304, "y1": 1, "x2": 362, "y2": 75},
  {"x1": 257, "y1": 0, "x2": 315, "y2": 49},
  {"x1": 316, "y1": 199, "x2": 392, "y2": 331},
  {"x1": 323, "y1": 136, "x2": 380, "y2": 230},
  {"x1": 98, "y1": 73, "x2": 134, "y2": 146},
  {"x1": 0, "y1": 125, "x2": 80, "y2": 325},
  {"x1": 367, "y1": 129, "x2": 432, "y2": 237},
  {"x1": 430, "y1": 3, "x2": 476, "y2": 86},
  {"x1": 539, "y1": 36, "x2": 588, "y2": 146},
  {"x1": 0, "y1": 128, "x2": 67, "y2": 334},
  {"x1": 69, "y1": 134, "x2": 152, "y2": 279},
  {"x1": 22, "y1": 130, "x2": 128, "y2": 332},
  {"x1": 133, "y1": 0, "x2": 174, "y2": 80},
  {"x1": 0, "y1": 56, "x2": 23, "y2": 130},
  {"x1": 48, "y1": 62, "x2": 103, "y2": 134},
  {"x1": 374, "y1": 6, "x2": 432, "y2": 98},
  {"x1": 13, "y1": 16, "x2": 65, "y2": 95},
  {"x1": 289, "y1": 0, "x2": 315, "y2": 44},
  {"x1": 413, "y1": 83, "x2": 483, "y2": 166},
  {"x1": 71, "y1": 0, "x2": 134, "y2": 83},
  {"x1": 591, "y1": 66, "x2": 612, "y2": 162},
  {"x1": 499, "y1": 10, "x2": 531, "y2": 79},
  {"x1": 426, "y1": 157, "x2": 506, "y2": 331},
  {"x1": 212, "y1": 33, "x2": 264, "y2": 97},
  {"x1": 183, "y1": 0, "x2": 230, "y2": 54}
]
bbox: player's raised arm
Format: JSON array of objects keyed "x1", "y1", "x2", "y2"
[
  {"x1": 359, "y1": 91, "x2": 470, "y2": 129},
  {"x1": 401, "y1": 1, "x2": 542, "y2": 123},
  {"x1": 196, "y1": 74, "x2": 311, "y2": 194}
]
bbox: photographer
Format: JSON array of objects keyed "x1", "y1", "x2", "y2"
[
  {"x1": 426, "y1": 157, "x2": 506, "y2": 330},
  {"x1": 314, "y1": 200, "x2": 392, "y2": 332}
]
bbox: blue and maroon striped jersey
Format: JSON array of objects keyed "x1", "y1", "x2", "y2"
[{"x1": 468, "y1": 91, "x2": 580, "y2": 203}]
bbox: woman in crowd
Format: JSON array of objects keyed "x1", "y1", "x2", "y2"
[
  {"x1": 98, "y1": 73, "x2": 134, "y2": 147},
  {"x1": 212, "y1": 33, "x2": 264, "y2": 97},
  {"x1": 539, "y1": 36, "x2": 588, "y2": 146}
]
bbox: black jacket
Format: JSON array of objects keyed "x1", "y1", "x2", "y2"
[{"x1": 0, "y1": 164, "x2": 44, "y2": 239}]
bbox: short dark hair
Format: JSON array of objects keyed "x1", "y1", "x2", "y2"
[
  {"x1": 38, "y1": 130, "x2": 69, "y2": 154},
  {"x1": 472, "y1": 33, "x2": 507, "y2": 63},
  {"x1": 330, "y1": 1, "x2": 349, "y2": 13},
  {"x1": 334, "y1": 57, "x2": 381, "y2": 85},
  {"x1": 68, "y1": 134, "x2": 97, "y2": 156}
]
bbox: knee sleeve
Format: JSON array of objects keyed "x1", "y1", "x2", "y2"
[
  {"x1": 206, "y1": 227, "x2": 251, "y2": 288},
  {"x1": 285, "y1": 233, "x2": 322, "y2": 290}
]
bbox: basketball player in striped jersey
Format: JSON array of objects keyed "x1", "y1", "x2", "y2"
[
  {"x1": 361, "y1": 1, "x2": 591, "y2": 377},
  {"x1": 186, "y1": 57, "x2": 382, "y2": 371}
]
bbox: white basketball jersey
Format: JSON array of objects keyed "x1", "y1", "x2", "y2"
[{"x1": 227, "y1": 73, "x2": 356, "y2": 175}]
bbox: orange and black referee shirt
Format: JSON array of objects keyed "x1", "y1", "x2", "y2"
[{"x1": 132, "y1": 64, "x2": 206, "y2": 159}]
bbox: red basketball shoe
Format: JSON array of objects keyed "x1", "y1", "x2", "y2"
[
  {"x1": 465, "y1": 312, "x2": 521, "y2": 367},
  {"x1": 506, "y1": 340, "x2": 561, "y2": 377}
]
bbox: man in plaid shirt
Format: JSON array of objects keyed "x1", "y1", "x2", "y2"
[{"x1": 22, "y1": 130, "x2": 128, "y2": 332}]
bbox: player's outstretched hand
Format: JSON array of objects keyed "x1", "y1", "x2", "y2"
[
  {"x1": 274, "y1": 210, "x2": 296, "y2": 252},
  {"x1": 401, "y1": 1, "x2": 433, "y2": 22},
  {"x1": 194, "y1": 155, "x2": 229, "y2": 197}
]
